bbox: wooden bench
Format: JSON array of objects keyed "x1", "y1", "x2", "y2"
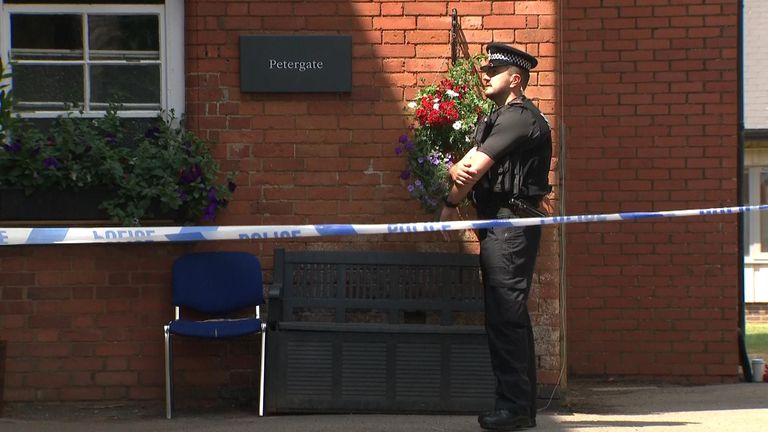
[{"x1": 264, "y1": 248, "x2": 496, "y2": 414}]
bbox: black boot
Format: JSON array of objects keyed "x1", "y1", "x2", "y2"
[{"x1": 478, "y1": 410, "x2": 536, "y2": 430}]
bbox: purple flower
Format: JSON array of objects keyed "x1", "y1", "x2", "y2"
[
  {"x1": 144, "y1": 126, "x2": 161, "y2": 139},
  {"x1": 178, "y1": 189, "x2": 189, "y2": 202},
  {"x1": 179, "y1": 164, "x2": 202, "y2": 184},
  {"x1": 207, "y1": 186, "x2": 218, "y2": 201},
  {"x1": 415, "y1": 180, "x2": 423, "y2": 189},
  {"x1": 3, "y1": 140, "x2": 21, "y2": 153},
  {"x1": 43, "y1": 157, "x2": 61, "y2": 169},
  {"x1": 399, "y1": 170, "x2": 411, "y2": 180},
  {"x1": 202, "y1": 202, "x2": 218, "y2": 221},
  {"x1": 407, "y1": 184, "x2": 415, "y2": 193},
  {"x1": 398, "y1": 134, "x2": 409, "y2": 144},
  {"x1": 404, "y1": 140, "x2": 415, "y2": 151},
  {"x1": 417, "y1": 156, "x2": 424, "y2": 164},
  {"x1": 395, "y1": 146, "x2": 403, "y2": 155}
]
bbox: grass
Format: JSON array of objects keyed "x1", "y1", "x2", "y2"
[{"x1": 746, "y1": 323, "x2": 768, "y2": 359}]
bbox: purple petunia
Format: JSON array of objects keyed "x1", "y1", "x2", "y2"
[
  {"x1": 207, "y1": 186, "x2": 218, "y2": 201},
  {"x1": 3, "y1": 140, "x2": 21, "y2": 153},
  {"x1": 179, "y1": 164, "x2": 202, "y2": 184},
  {"x1": 395, "y1": 146, "x2": 403, "y2": 155},
  {"x1": 398, "y1": 134, "x2": 409, "y2": 144},
  {"x1": 43, "y1": 157, "x2": 61, "y2": 169},
  {"x1": 144, "y1": 126, "x2": 161, "y2": 139},
  {"x1": 399, "y1": 170, "x2": 411, "y2": 180},
  {"x1": 404, "y1": 140, "x2": 415, "y2": 151},
  {"x1": 178, "y1": 189, "x2": 189, "y2": 202},
  {"x1": 202, "y1": 202, "x2": 218, "y2": 221}
]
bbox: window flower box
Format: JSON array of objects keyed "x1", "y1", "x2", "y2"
[{"x1": 1, "y1": 59, "x2": 235, "y2": 227}]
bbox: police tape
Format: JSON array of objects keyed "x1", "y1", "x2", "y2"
[{"x1": 1, "y1": 204, "x2": 766, "y2": 246}]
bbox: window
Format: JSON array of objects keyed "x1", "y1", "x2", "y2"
[
  {"x1": 0, "y1": 0, "x2": 183, "y2": 118},
  {"x1": 744, "y1": 166, "x2": 768, "y2": 260}
]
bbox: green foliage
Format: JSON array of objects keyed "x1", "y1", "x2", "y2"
[
  {"x1": 0, "y1": 58, "x2": 235, "y2": 226},
  {"x1": 747, "y1": 323, "x2": 768, "y2": 358},
  {"x1": 396, "y1": 55, "x2": 493, "y2": 213}
]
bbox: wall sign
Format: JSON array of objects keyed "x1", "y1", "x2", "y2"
[{"x1": 240, "y1": 35, "x2": 352, "y2": 93}]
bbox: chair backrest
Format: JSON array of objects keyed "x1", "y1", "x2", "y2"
[{"x1": 172, "y1": 251, "x2": 264, "y2": 315}]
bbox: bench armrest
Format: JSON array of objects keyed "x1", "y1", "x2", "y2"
[{"x1": 266, "y1": 283, "x2": 283, "y2": 324}]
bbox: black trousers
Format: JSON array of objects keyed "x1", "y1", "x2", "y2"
[{"x1": 478, "y1": 215, "x2": 541, "y2": 419}]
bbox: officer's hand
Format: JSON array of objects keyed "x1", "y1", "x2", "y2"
[
  {"x1": 541, "y1": 194, "x2": 555, "y2": 216},
  {"x1": 451, "y1": 162, "x2": 477, "y2": 186},
  {"x1": 439, "y1": 205, "x2": 459, "y2": 241}
]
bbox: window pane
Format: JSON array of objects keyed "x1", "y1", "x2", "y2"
[
  {"x1": 90, "y1": 65, "x2": 160, "y2": 106},
  {"x1": 745, "y1": 170, "x2": 751, "y2": 256},
  {"x1": 12, "y1": 64, "x2": 84, "y2": 110},
  {"x1": 10, "y1": 14, "x2": 83, "y2": 60},
  {"x1": 89, "y1": 15, "x2": 159, "y2": 61}
]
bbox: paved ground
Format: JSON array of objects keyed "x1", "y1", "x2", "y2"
[{"x1": 1, "y1": 380, "x2": 766, "y2": 432}]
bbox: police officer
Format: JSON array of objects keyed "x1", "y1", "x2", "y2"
[{"x1": 440, "y1": 43, "x2": 552, "y2": 431}]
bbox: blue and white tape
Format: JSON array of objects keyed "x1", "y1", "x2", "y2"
[{"x1": 1, "y1": 204, "x2": 766, "y2": 246}]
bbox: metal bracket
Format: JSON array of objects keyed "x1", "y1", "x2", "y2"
[{"x1": 450, "y1": 8, "x2": 459, "y2": 65}]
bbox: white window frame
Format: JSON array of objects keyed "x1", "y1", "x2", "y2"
[
  {"x1": 744, "y1": 166, "x2": 768, "y2": 262},
  {"x1": 0, "y1": 0, "x2": 184, "y2": 119}
]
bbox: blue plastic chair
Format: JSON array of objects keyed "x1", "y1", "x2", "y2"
[{"x1": 163, "y1": 251, "x2": 266, "y2": 419}]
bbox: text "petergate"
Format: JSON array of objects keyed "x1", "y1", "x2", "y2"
[{"x1": 268, "y1": 60, "x2": 324, "y2": 72}]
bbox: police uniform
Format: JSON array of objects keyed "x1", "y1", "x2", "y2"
[{"x1": 472, "y1": 43, "x2": 552, "y2": 429}]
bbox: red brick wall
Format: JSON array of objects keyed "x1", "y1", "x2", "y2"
[
  {"x1": 0, "y1": 1, "x2": 562, "y2": 405},
  {"x1": 562, "y1": 0, "x2": 740, "y2": 383}
]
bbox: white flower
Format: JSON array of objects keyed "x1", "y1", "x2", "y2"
[
  {"x1": 446, "y1": 89, "x2": 459, "y2": 98},
  {"x1": 466, "y1": 136, "x2": 471, "y2": 142},
  {"x1": 433, "y1": 98, "x2": 440, "y2": 103},
  {"x1": 433, "y1": 103, "x2": 440, "y2": 110},
  {"x1": 407, "y1": 101, "x2": 417, "y2": 109},
  {"x1": 452, "y1": 121, "x2": 463, "y2": 130}
]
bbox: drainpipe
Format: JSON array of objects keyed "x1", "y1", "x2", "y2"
[{"x1": 737, "y1": 0, "x2": 752, "y2": 382}]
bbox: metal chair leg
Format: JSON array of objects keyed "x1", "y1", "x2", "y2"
[
  {"x1": 164, "y1": 325, "x2": 173, "y2": 419},
  {"x1": 259, "y1": 326, "x2": 266, "y2": 417}
]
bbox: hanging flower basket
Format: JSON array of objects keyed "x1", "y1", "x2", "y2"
[{"x1": 396, "y1": 55, "x2": 493, "y2": 213}]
